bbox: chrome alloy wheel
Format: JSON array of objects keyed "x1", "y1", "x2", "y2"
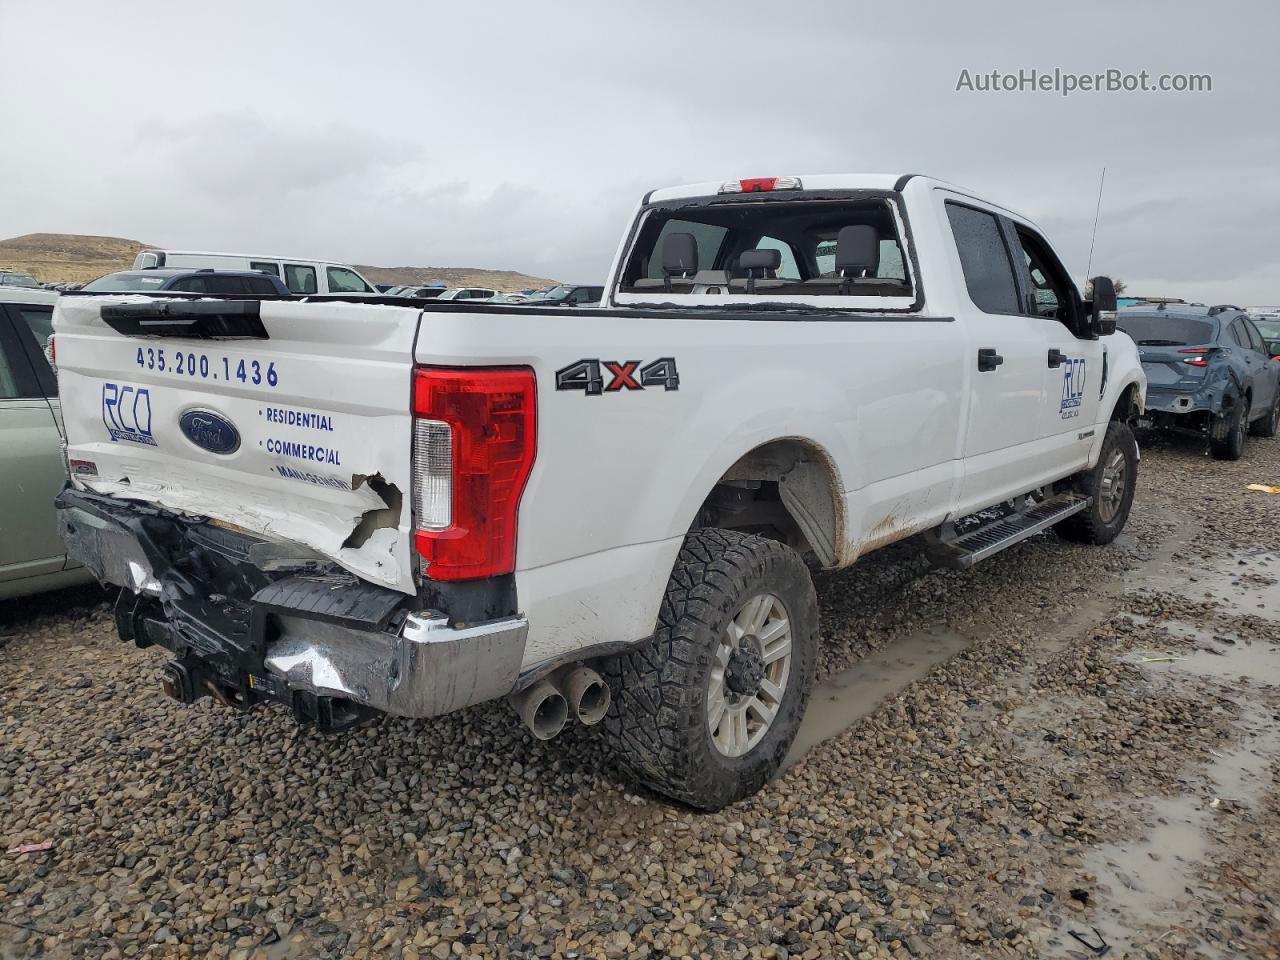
[
  {"x1": 1098, "y1": 446, "x2": 1128, "y2": 523},
  {"x1": 706, "y1": 593, "x2": 792, "y2": 758}
]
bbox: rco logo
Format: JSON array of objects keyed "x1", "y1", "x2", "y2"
[
  {"x1": 102, "y1": 382, "x2": 156, "y2": 446},
  {"x1": 1059, "y1": 358, "x2": 1086, "y2": 418}
]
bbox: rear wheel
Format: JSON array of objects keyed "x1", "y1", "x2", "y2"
[
  {"x1": 603, "y1": 528, "x2": 817, "y2": 810},
  {"x1": 1056, "y1": 419, "x2": 1138, "y2": 545},
  {"x1": 1249, "y1": 391, "x2": 1279, "y2": 438},
  {"x1": 1211, "y1": 396, "x2": 1249, "y2": 460}
]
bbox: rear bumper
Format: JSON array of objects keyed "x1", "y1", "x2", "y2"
[
  {"x1": 56, "y1": 488, "x2": 527, "y2": 726},
  {"x1": 1143, "y1": 386, "x2": 1219, "y2": 415}
]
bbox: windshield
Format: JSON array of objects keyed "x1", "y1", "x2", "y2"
[
  {"x1": 82, "y1": 273, "x2": 170, "y2": 292},
  {"x1": 1, "y1": 272, "x2": 41, "y2": 288},
  {"x1": 1117, "y1": 313, "x2": 1217, "y2": 346},
  {"x1": 542, "y1": 286, "x2": 573, "y2": 299},
  {"x1": 618, "y1": 197, "x2": 911, "y2": 300},
  {"x1": 1253, "y1": 318, "x2": 1280, "y2": 340}
]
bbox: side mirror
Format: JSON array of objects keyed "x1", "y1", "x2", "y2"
[{"x1": 1089, "y1": 276, "x2": 1118, "y2": 336}]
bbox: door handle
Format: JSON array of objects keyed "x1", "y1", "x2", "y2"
[
  {"x1": 977, "y1": 348, "x2": 1004, "y2": 372},
  {"x1": 1047, "y1": 348, "x2": 1066, "y2": 368}
]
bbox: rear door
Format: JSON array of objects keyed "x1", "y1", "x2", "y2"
[
  {"x1": 0, "y1": 304, "x2": 67, "y2": 581},
  {"x1": 53, "y1": 295, "x2": 422, "y2": 592},
  {"x1": 1243, "y1": 319, "x2": 1280, "y2": 409},
  {"x1": 943, "y1": 198, "x2": 1048, "y2": 511},
  {"x1": 1237, "y1": 318, "x2": 1278, "y2": 413}
]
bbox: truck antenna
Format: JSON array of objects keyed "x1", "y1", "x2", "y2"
[{"x1": 1085, "y1": 166, "x2": 1106, "y2": 281}]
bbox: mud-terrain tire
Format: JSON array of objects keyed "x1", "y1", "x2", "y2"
[
  {"x1": 1056, "y1": 419, "x2": 1138, "y2": 545},
  {"x1": 1211, "y1": 396, "x2": 1249, "y2": 460},
  {"x1": 1249, "y1": 391, "x2": 1279, "y2": 438},
  {"x1": 603, "y1": 528, "x2": 817, "y2": 810}
]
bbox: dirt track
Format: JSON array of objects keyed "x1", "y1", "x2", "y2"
[{"x1": 2, "y1": 431, "x2": 1278, "y2": 960}]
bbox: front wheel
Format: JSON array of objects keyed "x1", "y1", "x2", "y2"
[
  {"x1": 603, "y1": 528, "x2": 817, "y2": 810},
  {"x1": 1056, "y1": 419, "x2": 1138, "y2": 545}
]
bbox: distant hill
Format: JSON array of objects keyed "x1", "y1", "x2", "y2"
[
  {"x1": 0, "y1": 233, "x2": 559, "y2": 291},
  {"x1": 0, "y1": 233, "x2": 153, "y2": 285},
  {"x1": 355, "y1": 264, "x2": 558, "y2": 291}
]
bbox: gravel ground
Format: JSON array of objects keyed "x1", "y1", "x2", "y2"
[{"x1": 2, "y1": 430, "x2": 1278, "y2": 960}]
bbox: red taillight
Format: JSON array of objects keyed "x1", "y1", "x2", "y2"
[
  {"x1": 1180, "y1": 348, "x2": 1211, "y2": 367},
  {"x1": 411, "y1": 366, "x2": 536, "y2": 581}
]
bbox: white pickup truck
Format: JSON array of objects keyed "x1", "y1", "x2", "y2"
[{"x1": 53, "y1": 174, "x2": 1144, "y2": 809}]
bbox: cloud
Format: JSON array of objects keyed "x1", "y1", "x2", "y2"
[{"x1": 1, "y1": 0, "x2": 1278, "y2": 297}]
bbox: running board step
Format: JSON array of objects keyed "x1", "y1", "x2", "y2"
[{"x1": 933, "y1": 493, "x2": 1093, "y2": 570}]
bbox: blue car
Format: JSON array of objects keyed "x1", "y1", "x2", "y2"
[{"x1": 1120, "y1": 304, "x2": 1280, "y2": 459}]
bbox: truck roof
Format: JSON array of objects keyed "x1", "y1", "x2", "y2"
[{"x1": 645, "y1": 173, "x2": 1039, "y2": 229}]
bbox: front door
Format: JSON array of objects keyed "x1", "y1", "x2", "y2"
[{"x1": 1009, "y1": 226, "x2": 1104, "y2": 477}]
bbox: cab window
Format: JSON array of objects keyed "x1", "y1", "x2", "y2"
[
  {"x1": 250, "y1": 261, "x2": 281, "y2": 278},
  {"x1": 621, "y1": 198, "x2": 912, "y2": 296},
  {"x1": 1014, "y1": 226, "x2": 1081, "y2": 334},
  {"x1": 945, "y1": 203, "x2": 1019, "y2": 315}
]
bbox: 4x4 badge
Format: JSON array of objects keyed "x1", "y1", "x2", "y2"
[{"x1": 555, "y1": 357, "x2": 680, "y2": 395}]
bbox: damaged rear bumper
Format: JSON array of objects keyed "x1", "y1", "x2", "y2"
[{"x1": 56, "y1": 488, "x2": 527, "y2": 728}]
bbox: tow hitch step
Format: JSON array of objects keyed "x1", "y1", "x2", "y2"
[{"x1": 929, "y1": 493, "x2": 1092, "y2": 569}]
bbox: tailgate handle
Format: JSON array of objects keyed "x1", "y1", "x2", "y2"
[{"x1": 100, "y1": 300, "x2": 270, "y2": 340}]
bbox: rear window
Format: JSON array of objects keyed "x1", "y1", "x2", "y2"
[
  {"x1": 168, "y1": 275, "x2": 253, "y2": 295},
  {"x1": 1, "y1": 272, "x2": 41, "y2": 289},
  {"x1": 1117, "y1": 313, "x2": 1217, "y2": 346},
  {"x1": 82, "y1": 273, "x2": 169, "y2": 292},
  {"x1": 619, "y1": 198, "x2": 911, "y2": 297}
]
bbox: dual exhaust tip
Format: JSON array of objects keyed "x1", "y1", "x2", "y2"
[{"x1": 509, "y1": 665, "x2": 610, "y2": 740}]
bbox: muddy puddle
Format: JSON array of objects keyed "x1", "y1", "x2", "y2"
[
  {"x1": 1046, "y1": 551, "x2": 1280, "y2": 957},
  {"x1": 783, "y1": 626, "x2": 971, "y2": 770}
]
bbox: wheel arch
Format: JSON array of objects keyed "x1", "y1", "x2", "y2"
[
  {"x1": 686, "y1": 436, "x2": 848, "y2": 569},
  {"x1": 1110, "y1": 379, "x2": 1142, "y2": 421}
]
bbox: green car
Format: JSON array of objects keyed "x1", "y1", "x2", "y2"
[{"x1": 0, "y1": 287, "x2": 94, "y2": 599}]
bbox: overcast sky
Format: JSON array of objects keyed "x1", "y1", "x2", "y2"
[{"x1": 2, "y1": 0, "x2": 1278, "y2": 302}]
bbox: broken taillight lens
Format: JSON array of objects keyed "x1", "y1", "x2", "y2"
[{"x1": 411, "y1": 366, "x2": 537, "y2": 581}]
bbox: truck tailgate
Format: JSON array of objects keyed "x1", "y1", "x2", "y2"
[{"x1": 53, "y1": 295, "x2": 420, "y2": 593}]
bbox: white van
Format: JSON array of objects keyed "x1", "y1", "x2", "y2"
[{"x1": 130, "y1": 250, "x2": 375, "y2": 296}]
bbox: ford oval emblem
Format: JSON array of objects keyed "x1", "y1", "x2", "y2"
[{"x1": 180, "y1": 409, "x2": 241, "y2": 455}]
